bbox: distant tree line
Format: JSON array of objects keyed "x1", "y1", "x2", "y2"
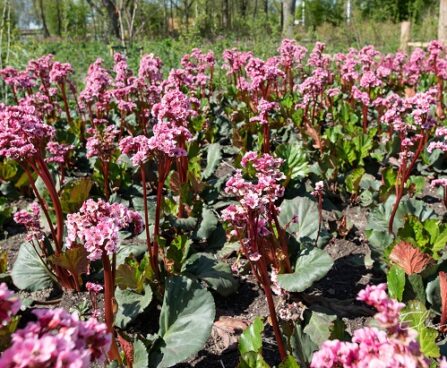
[{"x1": 6, "y1": 0, "x2": 441, "y2": 42}]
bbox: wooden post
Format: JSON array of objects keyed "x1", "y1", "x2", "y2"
[
  {"x1": 400, "y1": 21, "x2": 411, "y2": 53},
  {"x1": 439, "y1": 0, "x2": 447, "y2": 45}
]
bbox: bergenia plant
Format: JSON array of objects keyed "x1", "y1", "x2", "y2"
[
  {"x1": 66, "y1": 198, "x2": 143, "y2": 360},
  {"x1": 222, "y1": 151, "x2": 290, "y2": 361}
]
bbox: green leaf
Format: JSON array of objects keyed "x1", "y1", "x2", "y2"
[
  {"x1": 60, "y1": 178, "x2": 93, "y2": 214},
  {"x1": 203, "y1": 143, "x2": 222, "y2": 179},
  {"x1": 133, "y1": 339, "x2": 149, "y2": 368},
  {"x1": 407, "y1": 274, "x2": 426, "y2": 304},
  {"x1": 279, "y1": 196, "x2": 328, "y2": 246},
  {"x1": 275, "y1": 143, "x2": 309, "y2": 181},
  {"x1": 277, "y1": 248, "x2": 333, "y2": 292},
  {"x1": 345, "y1": 168, "x2": 365, "y2": 194},
  {"x1": 401, "y1": 300, "x2": 440, "y2": 358},
  {"x1": 196, "y1": 207, "x2": 218, "y2": 239},
  {"x1": 290, "y1": 323, "x2": 317, "y2": 367},
  {"x1": 387, "y1": 265, "x2": 405, "y2": 301},
  {"x1": 279, "y1": 356, "x2": 300, "y2": 368},
  {"x1": 182, "y1": 253, "x2": 238, "y2": 296},
  {"x1": 11, "y1": 243, "x2": 54, "y2": 291},
  {"x1": 115, "y1": 284, "x2": 153, "y2": 328},
  {"x1": 303, "y1": 311, "x2": 336, "y2": 346},
  {"x1": 153, "y1": 275, "x2": 215, "y2": 368},
  {"x1": 0, "y1": 159, "x2": 18, "y2": 181},
  {"x1": 419, "y1": 327, "x2": 440, "y2": 358},
  {"x1": 115, "y1": 263, "x2": 139, "y2": 290},
  {"x1": 239, "y1": 317, "x2": 264, "y2": 354},
  {"x1": 239, "y1": 352, "x2": 270, "y2": 368}
]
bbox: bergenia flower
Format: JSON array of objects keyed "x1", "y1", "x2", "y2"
[
  {"x1": 311, "y1": 284, "x2": 429, "y2": 368},
  {"x1": 85, "y1": 282, "x2": 103, "y2": 293},
  {"x1": 13, "y1": 203, "x2": 44, "y2": 242},
  {"x1": 0, "y1": 104, "x2": 55, "y2": 161},
  {"x1": 0, "y1": 283, "x2": 20, "y2": 326},
  {"x1": 0, "y1": 308, "x2": 111, "y2": 368},
  {"x1": 66, "y1": 199, "x2": 143, "y2": 261}
]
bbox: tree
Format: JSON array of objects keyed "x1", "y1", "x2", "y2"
[{"x1": 282, "y1": 0, "x2": 296, "y2": 37}]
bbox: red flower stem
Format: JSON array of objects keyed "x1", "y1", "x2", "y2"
[
  {"x1": 22, "y1": 164, "x2": 58, "y2": 244},
  {"x1": 270, "y1": 207, "x2": 292, "y2": 273},
  {"x1": 388, "y1": 134, "x2": 427, "y2": 234},
  {"x1": 102, "y1": 253, "x2": 121, "y2": 363},
  {"x1": 140, "y1": 166, "x2": 152, "y2": 253},
  {"x1": 257, "y1": 257, "x2": 287, "y2": 361},
  {"x1": 263, "y1": 124, "x2": 270, "y2": 153},
  {"x1": 152, "y1": 156, "x2": 171, "y2": 279},
  {"x1": 24, "y1": 162, "x2": 76, "y2": 290},
  {"x1": 101, "y1": 160, "x2": 110, "y2": 201},
  {"x1": 59, "y1": 82, "x2": 72, "y2": 124},
  {"x1": 35, "y1": 156, "x2": 64, "y2": 252}
]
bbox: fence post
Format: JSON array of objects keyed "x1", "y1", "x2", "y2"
[{"x1": 400, "y1": 21, "x2": 411, "y2": 53}]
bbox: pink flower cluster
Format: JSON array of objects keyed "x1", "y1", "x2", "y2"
[
  {"x1": 85, "y1": 282, "x2": 103, "y2": 293},
  {"x1": 46, "y1": 141, "x2": 74, "y2": 164},
  {"x1": 250, "y1": 99, "x2": 278, "y2": 126},
  {"x1": 0, "y1": 308, "x2": 111, "y2": 368},
  {"x1": 0, "y1": 283, "x2": 20, "y2": 326},
  {"x1": 0, "y1": 67, "x2": 35, "y2": 90},
  {"x1": 86, "y1": 125, "x2": 119, "y2": 162},
  {"x1": 66, "y1": 199, "x2": 143, "y2": 261},
  {"x1": 222, "y1": 152, "x2": 285, "y2": 250},
  {"x1": 13, "y1": 202, "x2": 44, "y2": 242},
  {"x1": 311, "y1": 284, "x2": 429, "y2": 368},
  {"x1": 428, "y1": 127, "x2": 447, "y2": 153},
  {"x1": 0, "y1": 103, "x2": 55, "y2": 160},
  {"x1": 79, "y1": 58, "x2": 112, "y2": 111},
  {"x1": 49, "y1": 62, "x2": 74, "y2": 84}
]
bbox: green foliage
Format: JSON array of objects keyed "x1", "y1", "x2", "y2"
[
  {"x1": 401, "y1": 300, "x2": 439, "y2": 358},
  {"x1": 150, "y1": 275, "x2": 215, "y2": 368},
  {"x1": 59, "y1": 177, "x2": 93, "y2": 214},
  {"x1": 279, "y1": 196, "x2": 330, "y2": 247},
  {"x1": 11, "y1": 243, "x2": 54, "y2": 291},
  {"x1": 202, "y1": 143, "x2": 222, "y2": 179},
  {"x1": 275, "y1": 143, "x2": 309, "y2": 182},
  {"x1": 277, "y1": 248, "x2": 333, "y2": 293},
  {"x1": 387, "y1": 265, "x2": 406, "y2": 301},
  {"x1": 115, "y1": 284, "x2": 153, "y2": 328},
  {"x1": 397, "y1": 216, "x2": 447, "y2": 260},
  {"x1": 182, "y1": 253, "x2": 238, "y2": 296},
  {"x1": 238, "y1": 317, "x2": 269, "y2": 368}
]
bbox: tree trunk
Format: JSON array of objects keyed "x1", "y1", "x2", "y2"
[
  {"x1": 223, "y1": 0, "x2": 230, "y2": 29},
  {"x1": 282, "y1": 0, "x2": 296, "y2": 38},
  {"x1": 56, "y1": 0, "x2": 62, "y2": 36},
  {"x1": 240, "y1": 0, "x2": 247, "y2": 17},
  {"x1": 38, "y1": 0, "x2": 50, "y2": 37},
  {"x1": 439, "y1": 0, "x2": 447, "y2": 45},
  {"x1": 102, "y1": 0, "x2": 120, "y2": 38},
  {"x1": 264, "y1": 0, "x2": 268, "y2": 17}
]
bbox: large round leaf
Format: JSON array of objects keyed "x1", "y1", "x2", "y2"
[
  {"x1": 277, "y1": 248, "x2": 333, "y2": 292},
  {"x1": 11, "y1": 243, "x2": 54, "y2": 291},
  {"x1": 182, "y1": 253, "x2": 238, "y2": 296},
  {"x1": 279, "y1": 196, "x2": 329, "y2": 247},
  {"x1": 154, "y1": 275, "x2": 215, "y2": 367},
  {"x1": 115, "y1": 284, "x2": 153, "y2": 328}
]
